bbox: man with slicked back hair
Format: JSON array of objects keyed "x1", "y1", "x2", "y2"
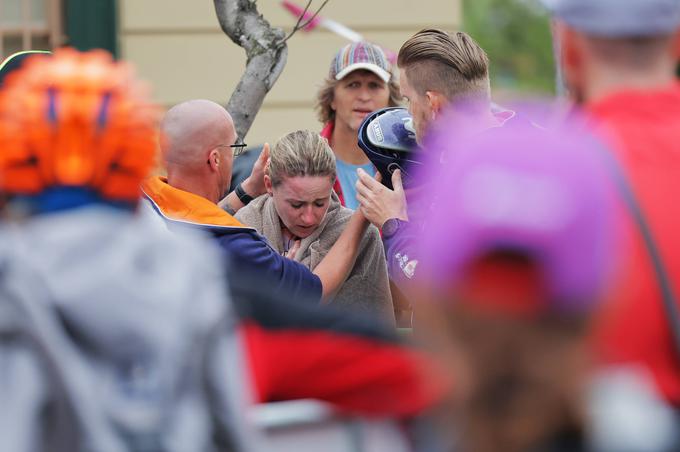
[{"x1": 355, "y1": 29, "x2": 518, "y2": 298}]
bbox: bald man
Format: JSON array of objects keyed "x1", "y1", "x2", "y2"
[
  {"x1": 161, "y1": 99, "x2": 239, "y2": 205},
  {"x1": 141, "y1": 100, "x2": 369, "y2": 303}
]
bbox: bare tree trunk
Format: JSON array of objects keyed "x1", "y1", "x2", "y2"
[{"x1": 213, "y1": 0, "x2": 288, "y2": 140}]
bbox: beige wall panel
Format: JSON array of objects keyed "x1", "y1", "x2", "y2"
[
  {"x1": 121, "y1": 0, "x2": 459, "y2": 32},
  {"x1": 248, "y1": 107, "x2": 321, "y2": 145},
  {"x1": 120, "y1": 0, "x2": 220, "y2": 31},
  {"x1": 120, "y1": 34, "x2": 245, "y2": 105},
  {"x1": 261, "y1": 0, "x2": 460, "y2": 30}
]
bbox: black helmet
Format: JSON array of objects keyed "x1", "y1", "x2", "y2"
[{"x1": 357, "y1": 107, "x2": 421, "y2": 190}]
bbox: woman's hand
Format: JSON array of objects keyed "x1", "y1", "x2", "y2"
[
  {"x1": 283, "y1": 239, "x2": 301, "y2": 260},
  {"x1": 281, "y1": 226, "x2": 301, "y2": 260}
]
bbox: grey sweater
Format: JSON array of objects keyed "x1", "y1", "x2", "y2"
[{"x1": 236, "y1": 193, "x2": 395, "y2": 326}]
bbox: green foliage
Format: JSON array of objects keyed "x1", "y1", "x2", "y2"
[{"x1": 463, "y1": 0, "x2": 556, "y2": 95}]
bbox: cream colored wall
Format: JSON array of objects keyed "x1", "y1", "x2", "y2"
[{"x1": 119, "y1": 0, "x2": 460, "y2": 145}]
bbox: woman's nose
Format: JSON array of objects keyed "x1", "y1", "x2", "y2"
[{"x1": 301, "y1": 208, "x2": 316, "y2": 224}]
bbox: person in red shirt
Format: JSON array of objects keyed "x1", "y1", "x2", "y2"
[{"x1": 544, "y1": 0, "x2": 680, "y2": 406}]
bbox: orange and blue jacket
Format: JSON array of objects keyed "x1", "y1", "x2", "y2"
[{"x1": 141, "y1": 176, "x2": 322, "y2": 303}]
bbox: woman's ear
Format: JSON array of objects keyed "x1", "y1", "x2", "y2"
[{"x1": 264, "y1": 174, "x2": 273, "y2": 195}]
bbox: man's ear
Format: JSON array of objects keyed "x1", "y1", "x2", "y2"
[
  {"x1": 672, "y1": 30, "x2": 680, "y2": 61},
  {"x1": 264, "y1": 174, "x2": 273, "y2": 195},
  {"x1": 425, "y1": 91, "x2": 446, "y2": 120},
  {"x1": 557, "y1": 24, "x2": 582, "y2": 84},
  {"x1": 207, "y1": 149, "x2": 220, "y2": 172}
]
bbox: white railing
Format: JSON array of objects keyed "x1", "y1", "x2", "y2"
[{"x1": 251, "y1": 400, "x2": 412, "y2": 452}]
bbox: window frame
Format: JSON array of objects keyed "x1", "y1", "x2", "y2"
[{"x1": 0, "y1": 0, "x2": 62, "y2": 58}]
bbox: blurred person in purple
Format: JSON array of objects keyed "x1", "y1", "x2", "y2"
[
  {"x1": 413, "y1": 117, "x2": 677, "y2": 452},
  {"x1": 543, "y1": 0, "x2": 680, "y2": 409},
  {"x1": 354, "y1": 29, "x2": 516, "y2": 292}
]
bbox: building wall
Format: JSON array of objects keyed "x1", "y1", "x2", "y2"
[{"x1": 118, "y1": 0, "x2": 460, "y2": 145}]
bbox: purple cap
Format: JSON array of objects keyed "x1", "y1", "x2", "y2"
[
  {"x1": 417, "y1": 115, "x2": 620, "y2": 313},
  {"x1": 329, "y1": 42, "x2": 391, "y2": 83}
]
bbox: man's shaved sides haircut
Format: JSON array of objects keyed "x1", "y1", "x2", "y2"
[
  {"x1": 161, "y1": 99, "x2": 233, "y2": 169},
  {"x1": 398, "y1": 29, "x2": 491, "y2": 104}
]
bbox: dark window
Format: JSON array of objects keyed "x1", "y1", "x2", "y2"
[{"x1": 0, "y1": 0, "x2": 62, "y2": 58}]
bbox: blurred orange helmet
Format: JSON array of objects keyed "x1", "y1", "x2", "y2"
[{"x1": 0, "y1": 48, "x2": 158, "y2": 203}]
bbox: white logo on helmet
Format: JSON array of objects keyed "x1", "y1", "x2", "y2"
[{"x1": 372, "y1": 121, "x2": 384, "y2": 143}]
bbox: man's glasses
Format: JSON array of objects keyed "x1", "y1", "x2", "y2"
[
  {"x1": 213, "y1": 138, "x2": 248, "y2": 158},
  {"x1": 229, "y1": 137, "x2": 248, "y2": 157}
]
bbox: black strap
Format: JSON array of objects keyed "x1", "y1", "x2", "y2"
[
  {"x1": 234, "y1": 182, "x2": 254, "y2": 205},
  {"x1": 596, "y1": 144, "x2": 680, "y2": 361}
]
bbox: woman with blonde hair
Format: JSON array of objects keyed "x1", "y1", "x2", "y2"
[{"x1": 236, "y1": 129, "x2": 394, "y2": 324}]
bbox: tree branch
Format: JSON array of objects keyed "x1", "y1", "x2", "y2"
[
  {"x1": 280, "y1": 0, "x2": 332, "y2": 45},
  {"x1": 213, "y1": 0, "x2": 289, "y2": 140},
  {"x1": 287, "y1": 0, "x2": 313, "y2": 38},
  {"x1": 298, "y1": 0, "x2": 331, "y2": 30}
]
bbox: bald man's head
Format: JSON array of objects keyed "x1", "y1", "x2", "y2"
[
  {"x1": 161, "y1": 99, "x2": 236, "y2": 169},
  {"x1": 161, "y1": 99, "x2": 237, "y2": 203}
]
